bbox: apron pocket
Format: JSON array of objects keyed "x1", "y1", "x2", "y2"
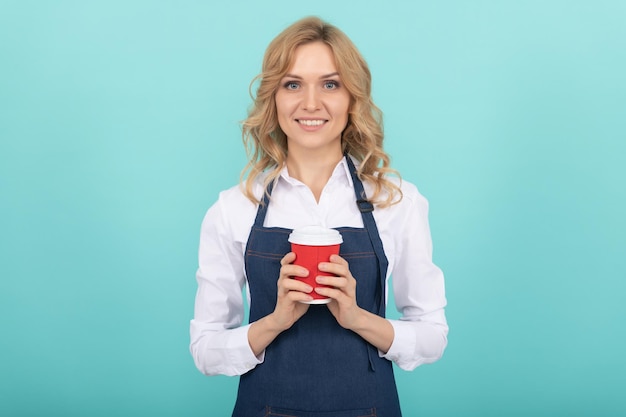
[{"x1": 266, "y1": 406, "x2": 376, "y2": 417}]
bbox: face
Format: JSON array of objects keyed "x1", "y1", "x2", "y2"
[{"x1": 275, "y1": 41, "x2": 351, "y2": 156}]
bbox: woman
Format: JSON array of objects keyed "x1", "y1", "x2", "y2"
[{"x1": 190, "y1": 16, "x2": 448, "y2": 417}]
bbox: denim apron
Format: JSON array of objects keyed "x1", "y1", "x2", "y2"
[{"x1": 232, "y1": 157, "x2": 402, "y2": 417}]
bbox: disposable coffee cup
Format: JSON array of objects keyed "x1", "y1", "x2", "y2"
[{"x1": 288, "y1": 226, "x2": 343, "y2": 304}]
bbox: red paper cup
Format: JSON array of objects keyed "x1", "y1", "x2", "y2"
[{"x1": 288, "y1": 226, "x2": 343, "y2": 304}]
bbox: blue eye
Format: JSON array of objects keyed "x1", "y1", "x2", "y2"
[
  {"x1": 323, "y1": 80, "x2": 339, "y2": 89},
  {"x1": 284, "y1": 81, "x2": 299, "y2": 90}
]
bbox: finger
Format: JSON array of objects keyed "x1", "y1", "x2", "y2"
[
  {"x1": 313, "y1": 285, "x2": 346, "y2": 300},
  {"x1": 280, "y1": 277, "x2": 313, "y2": 294},
  {"x1": 280, "y1": 264, "x2": 309, "y2": 278},
  {"x1": 317, "y1": 261, "x2": 349, "y2": 277},
  {"x1": 280, "y1": 252, "x2": 296, "y2": 266},
  {"x1": 329, "y1": 254, "x2": 348, "y2": 265},
  {"x1": 284, "y1": 289, "x2": 314, "y2": 303},
  {"x1": 318, "y1": 254, "x2": 348, "y2": 272},
  {"x1": 315, "y1": 275, "x2": 349, "y2": 288}
]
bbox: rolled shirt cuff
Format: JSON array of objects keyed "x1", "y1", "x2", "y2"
[
  {"x1": 228, "y1": 324, "x2": 264, "y2": 374},
  {"x1": 379, "y1": 319, "x2": 447, "y2": 371}
]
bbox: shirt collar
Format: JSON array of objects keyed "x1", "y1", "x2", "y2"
[{"x1": 278, "y1": 155, "x2": 355, "y2": 188}]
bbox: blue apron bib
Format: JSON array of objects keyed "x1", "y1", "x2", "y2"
[{"x1": 233, "y1": 157, "x2": 402, "y2": 417}]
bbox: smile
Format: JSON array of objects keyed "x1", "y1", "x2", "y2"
[{"x1": 297, "y1": 119, "x2": 326, "y2": 126}]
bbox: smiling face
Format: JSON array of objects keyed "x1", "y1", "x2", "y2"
[{"x1": 275, "y1": 41, "x2": 351, "y2": 157}]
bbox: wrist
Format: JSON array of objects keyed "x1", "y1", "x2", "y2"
[
  {"x1": 248, "y1": 313, "x2": 286, "y2": 357},
  {"x1": 349, "y1": 307, "x2": 371, "y2": 332},
  {"x1": 265, "y1": 311, "x2": 291, "y2": 333},
  {"x1": 348, "y1": 309, "x2": 394, "y2": 354}
]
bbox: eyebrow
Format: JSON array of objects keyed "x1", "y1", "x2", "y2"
[{"x1": 283, "y1": 72, "x2": 340, "y2": 79}]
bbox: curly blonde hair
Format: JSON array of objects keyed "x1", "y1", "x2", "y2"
[{"x1": 241, "y1": 16, "x2": 402, "y2": 207}]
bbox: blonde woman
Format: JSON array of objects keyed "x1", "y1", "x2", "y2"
[{"x1": 190, "y1": 16, "x2": 448, "y2": 417}]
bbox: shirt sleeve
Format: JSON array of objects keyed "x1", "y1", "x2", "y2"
[
  {"x1": 380, "y1": 186, "x2": 449, "y2": 370},
  {"x1": 189, "y1": 193, "x2": 263, "y2": 376}
]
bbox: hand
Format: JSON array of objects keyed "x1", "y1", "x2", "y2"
[
  {"x1": 314, "y1": 254, "x2": 366, "y2": 330},
  {"x1": 269, "y1": 252, "x2": 313, "y2": 331}
]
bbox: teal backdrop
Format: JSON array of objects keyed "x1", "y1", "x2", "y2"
[{"x1": 1, "y1": 1, "x2": 625, "y2": 416}]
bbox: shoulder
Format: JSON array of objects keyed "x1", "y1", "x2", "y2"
[
  {"x1": 398, "y1": 178, "x2": 429, "y2": 212},
  {"x1": 366, "y1": 176, "x2": 428, "y2": 213},
  {"x1": 211, "y1": 171, "x2": 271, "y2": 210},
  {"x1": 391, "y1": 177, "x2": 424, "y2": 203},
  {"x1": 216, "y1": 183, "x2": 258, "y2": 210},
  {"x1": 367, "y1": 178, "x2": 431, "y2": 245},
  {"x1": 201, "y1": 182, "x2": 260, "y2": 233}
]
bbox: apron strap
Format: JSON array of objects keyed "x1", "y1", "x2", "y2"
[
  {"x1": 345, "y1": 155, "x2": 389, "y2": 318},
  {"x1": 345, "y1": 156, "x2": 390, "y2": 372},
  {"x1": 252, "y1": 179, "x2": 275, "y2": 228}
]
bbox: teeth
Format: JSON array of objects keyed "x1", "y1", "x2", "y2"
[{"x1": 298, "y1": 119, "x2": 325, "y2": 126}]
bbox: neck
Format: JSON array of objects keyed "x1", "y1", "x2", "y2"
[{"x1": 286, "y1": 148, "x2": 344, "y2": 202}]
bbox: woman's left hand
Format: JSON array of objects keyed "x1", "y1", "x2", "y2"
[{"x1": 314, "y1": 254, "x2": 365, "y2": 331}]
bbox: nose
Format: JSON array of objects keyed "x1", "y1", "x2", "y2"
[{"x1": 303, "y1": 87, "x2": 320, "y2": 111}]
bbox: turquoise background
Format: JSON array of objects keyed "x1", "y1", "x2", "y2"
[{"x1": 1, "y1": 0, "x2": 625, "y2": 416}]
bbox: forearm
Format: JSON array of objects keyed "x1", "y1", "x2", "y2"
[
  {"x1": 351, "y1": 309, "x2": 395, "y2": 354},
  {"x1": 247, "y1": 314, "x2": 285, "y2": 357},
  {"x1": 248, "y1": 252, "x2": 315, "y2": 356}
]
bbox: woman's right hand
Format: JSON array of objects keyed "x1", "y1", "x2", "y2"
[
  {"x1": 248, "y1": 252, "x2": 312, "y2": 356},
  {"x1": 270, "y1": 252, "x2": 313, "y2": 331}
]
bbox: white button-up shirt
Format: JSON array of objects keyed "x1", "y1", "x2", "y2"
[{"x1": 190, "y1": 157, "x2": 448, "y2": 376}]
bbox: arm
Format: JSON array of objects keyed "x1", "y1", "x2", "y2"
[
  {"x1": 190, "y1": 192, "x2": 319, "y2": 374},
  {"x1": 313, "y1": 185, "x2": 447, "y2": 365},
  {"x1": 189, "y1": 195, "x2": 261, "y2": 376},
  {"x1": 382, "y1": 186, "x2": 449, "y2": 370},
  {"x1": 247, "y1": 252, "x2": 314, "y2": 356},
  {"x1": 314, "y1": 256, "x2": 395, "y2": 353}
]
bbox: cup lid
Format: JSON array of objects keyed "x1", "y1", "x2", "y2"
[{"x1": 288, "y1": 225, "x2": 343, "y2": 245}]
